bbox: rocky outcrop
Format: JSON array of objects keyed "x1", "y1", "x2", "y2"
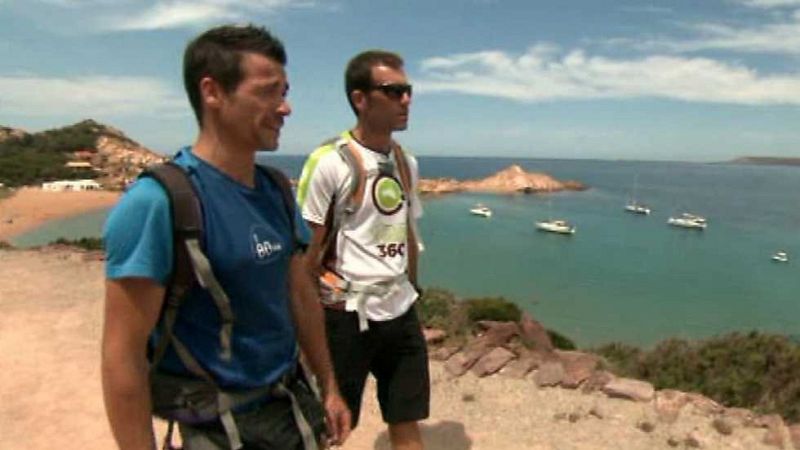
[
  {"x1": 426, "y1": 313, "x2": 799, "y2": 450},
  {"x1": 0, "y1": 125, "x2": 29, "y2": 142},
  {"x1": 86, "y1": 120, "x2": 165, "y2": 189},
  {"x1": 418, "y1": 164, "x2": 587, "y2": 195}
]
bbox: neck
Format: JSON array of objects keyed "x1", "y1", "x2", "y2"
[
  {"x1": 193, "y1": 127, "x2": 256, "y2": 187},
  {"x1": 351, "y1": 125, "x2": 392, "y2": 154}
]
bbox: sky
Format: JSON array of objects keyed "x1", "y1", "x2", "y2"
[{"x1": 1, "y1": 0, "x2": 800, "y2": 162}]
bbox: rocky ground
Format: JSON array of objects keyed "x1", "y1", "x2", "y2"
[{"x1": 1, "y1": 248, "x2": 797, "y2": 450}]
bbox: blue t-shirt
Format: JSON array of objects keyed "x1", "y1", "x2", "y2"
[{"x1": 104, "y1": 148, "x2": 310, "y2": 389}]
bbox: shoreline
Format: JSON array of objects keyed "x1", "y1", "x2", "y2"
[{"x1": 0, "y1": 187, "x2": 120, "y2": 241}]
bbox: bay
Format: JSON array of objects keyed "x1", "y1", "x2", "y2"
[{"x1": 12, "y1": 155, "x2": 800, "y2": 347}]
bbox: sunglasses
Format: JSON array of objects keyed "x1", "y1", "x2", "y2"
[{"x1": 370, "y1": 83, "x2": 413, "y2": 100}]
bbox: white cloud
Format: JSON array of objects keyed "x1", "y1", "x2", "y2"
[
  {"x1": 417, "y1": 46, "x2": 800, "y2": 105},
  {"x1": 734, "y1": 0, "x2": 800, "y2": 8},
  {"x1": 627, "y1": 11, "x2": 800, "y2": 55},
  {"x1": 106, "y1": 0, "x2": 318, "y2": 31},
  {"x1": 0, "y1": 75, "x2": 187, "y2": 117}
]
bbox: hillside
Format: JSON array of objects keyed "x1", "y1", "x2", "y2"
[{"x1": 0, "y1": 119, "x2": 163, "y2": 189}]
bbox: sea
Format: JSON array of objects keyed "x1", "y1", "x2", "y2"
[{"x1": 12, "y1": 155, "x2": 800, "y2": 348}]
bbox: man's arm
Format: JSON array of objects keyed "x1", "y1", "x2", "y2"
[
  {"x1": 102, "y1": 278, "x2": 165, "y2": 450},
  {"x1": 288, "y1": 247, "x2": 351, "y2": 445}
]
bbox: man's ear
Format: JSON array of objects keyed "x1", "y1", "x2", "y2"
[
  {"x1": 351, "y1": 89, "x2": 367, "y2": 115},
  {"x1": 199, "y1": 76, "x2": 224, "y2": 112}
]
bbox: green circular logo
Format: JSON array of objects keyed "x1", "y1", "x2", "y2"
[{"x1": 372, "y1": 175, "x2": 404, "y2": 215}]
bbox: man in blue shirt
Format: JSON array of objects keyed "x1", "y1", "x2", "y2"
[{"x1": 101, "y1": 24, "x2": 350, "y2": 450}]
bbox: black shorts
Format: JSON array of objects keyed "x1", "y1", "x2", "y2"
[{"x1": 324, "y1": 304, "x2": 430, "y2": 428}]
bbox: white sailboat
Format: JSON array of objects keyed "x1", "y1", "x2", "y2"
[{"x1": 624, "y1": 175, "x2": 651, "y2": 215}]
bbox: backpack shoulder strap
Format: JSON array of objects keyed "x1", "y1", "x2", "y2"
[
  {"x1": 336, "y1": 138, "x2": 367, "y2": 215},
  {"x1": 257, "y1": 164, "x2": 305, "y2": 252},
  {"x1": 140, "y1": 161, "x2": 202, "y2": 312},
  {"x1": 139, "y1": 162, "x2": 235, "y2": 371}
]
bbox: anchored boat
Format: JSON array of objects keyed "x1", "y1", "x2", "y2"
[
  {"x1": 667, "y1": 213, "x2": 707, "y2": 230},
  {"x1": 535, "y1": 219, "x2": 576, "y2": 235},
  {"x1": 469, "y1": 204, "x2": 492, "y2": 218}
]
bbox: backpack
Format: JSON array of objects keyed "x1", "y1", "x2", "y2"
[
  {"x1": 314, "y1": 135, "x2": 423, "y2": 331},
  {"x1": 139, "y1": 161, "x2": 318, "y2": 450}
]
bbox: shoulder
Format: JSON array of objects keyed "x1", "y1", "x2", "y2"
[{"x1": 117, "y1": 176, "x2": 170, "y2": 213}]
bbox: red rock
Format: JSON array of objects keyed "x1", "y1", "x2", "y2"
[
  {"x1": 556, "y1": 350, "x2": 599, "y2": 389},
  {"x1": 501, "y1": 351, "x2": 542, "y2": 379},
  {"x1": 475, "y1": 321, "x2": 519, "y2": 347},
  {"x1": 518, "y1": 313, "x2": 554, "y2": 353},
  {"x1": 430, "y1": 345, "x2": 461, "y2": 361},
  {"x1": 444, "y1": 352, "x2": 472, "y2": 378},
  {"x1": 471, "y1": 347, "x2": 516, "y2": 377},
  {"x1": 534, "y1": 361, "x2": 565, "y2": 387}
]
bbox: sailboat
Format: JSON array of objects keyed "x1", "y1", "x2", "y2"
[{"x1": 624, "y1": 175, "x2": 651, "y2": 215}]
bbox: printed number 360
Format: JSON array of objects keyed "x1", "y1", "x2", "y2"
[{"x1": 377, "y1": 243, "x2": 405, "y2": 257}]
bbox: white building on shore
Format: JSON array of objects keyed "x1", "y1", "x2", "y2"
[{"x1": 41, "y1": 179, "x2": 102, "y2": 192}]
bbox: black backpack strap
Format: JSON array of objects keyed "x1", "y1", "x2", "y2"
[
  {"x1": 258, "y1": 164, "x2": 306, "y2": 253},
  {"x1": 140, "y1": 162, "x2": 235, "y2": 369},
  {"x1": 140, "y1": 162, "x2": 204, "y2": 369}
]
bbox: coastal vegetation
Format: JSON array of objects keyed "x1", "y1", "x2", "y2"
[
  {"x1": 594, "y1": 332, "x2": 800, "y2": 421},
  {"x1": 0, "y1": 121, "x2": 101, "y2": 187},
  {"x1": 418, "y1": 287, "x2": 575, "y2": 349},
  {"x1": 419, "y1": 288, "x2": 800, "y2": 421},
  {"x1": 50, "y1": 237, "x2": 104, "y2": 251}
]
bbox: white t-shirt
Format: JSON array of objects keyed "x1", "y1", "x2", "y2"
[{"x1": 298, "y1": 133, "x2": 423, "y2": 321}]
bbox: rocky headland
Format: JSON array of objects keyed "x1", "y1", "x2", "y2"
[
  {"x1": 730, "y1": 156, "x2": 800, "y2": 167},
  {"x1": 419, "y1": 164, "x2": 587, "y2": 195}
]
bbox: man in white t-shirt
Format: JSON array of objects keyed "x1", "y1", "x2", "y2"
[{"x1": 296, "y1": 50, "x2": 429, "y2": 450}]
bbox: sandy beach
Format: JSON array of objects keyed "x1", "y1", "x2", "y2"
[
  {"x1": 0, "y1": 247, "x2": 792, "y2": 450},
  {"x1": 0, "y1": 187, "x2": 120, "y2": 241}
]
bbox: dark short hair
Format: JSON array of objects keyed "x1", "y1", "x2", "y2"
[
  {"x1": 183, "y1": 24, "x2": 287, "y2": 125},
  {"x1": 344, "y1": 50, "x2": 404, "y2": 116}
]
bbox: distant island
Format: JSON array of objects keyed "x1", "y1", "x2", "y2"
[
  {"x1": 419, "y1": 164, "x2": 587, "y2": 195},
  {"x1": 730, "y1": 156, "x2": 800, "y2": 167}
]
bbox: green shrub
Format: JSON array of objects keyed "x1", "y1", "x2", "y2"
[
  {"x1": 465, "y1": 296, "x2": 521, "y2": 324},
  {"x1": 547, "y1": 329, "x2": 577, "y2": 350},
  {"x1": 417, "y1": 287, "x2": 457, "y2": 329},
  {"x1": 592, "y1": 332, "x2": 800, "y2": 422},
  {"x1": 51, "y1": 237, "x2": 104, "y2": 251}
]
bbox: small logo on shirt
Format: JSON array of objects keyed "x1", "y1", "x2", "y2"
[
  {"x1": 372, "y1": 175, "x2": 404, "y2": 215},
  {"x1": 251, "y1": 225, "x2": 284, "y2": 262}
]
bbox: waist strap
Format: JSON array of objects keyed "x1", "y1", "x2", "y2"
[{"x1": 320, "y1": 271, "x2": 408, "y2": 332}]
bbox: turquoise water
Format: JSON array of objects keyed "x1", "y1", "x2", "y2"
[
  {"x1": 13, "y1": 156, "x2": 800, "y2": 347},
  {"x1": 10, "y1": 208, "x2": 110, "y2": 248}
]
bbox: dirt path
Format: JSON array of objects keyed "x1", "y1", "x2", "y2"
[{"x1": 0, "y1": 249, "x2": 787, "y2": 449}]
